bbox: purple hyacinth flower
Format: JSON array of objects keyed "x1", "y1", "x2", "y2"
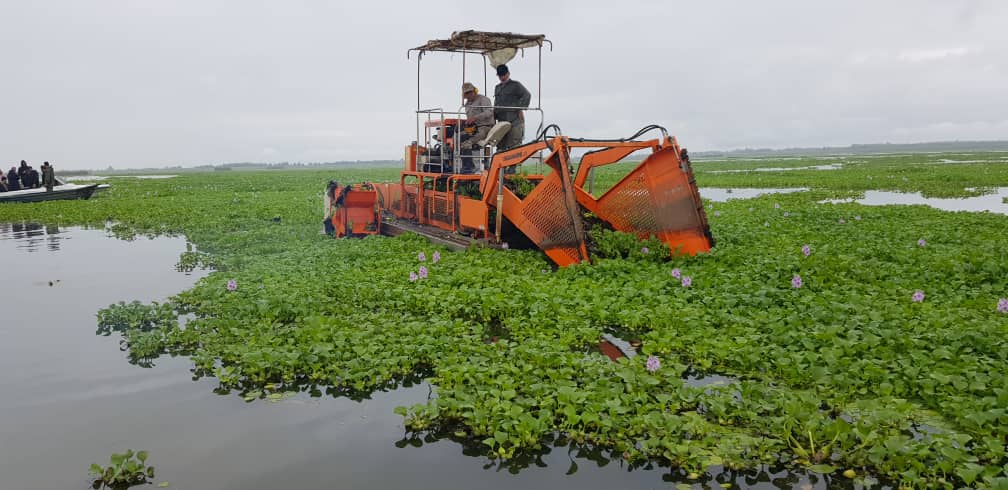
[
  {"x1": 418, "y1": 266, "x2": 428, "y2": 279},
  {"x1": 791, "y1": 274, "x2": 803, "y2": 289},
  {"x1": 409, "y1": 271, "x2": 418, "y2": 282},
  {"x1": 645, "y1": 355, "x2": 660, "y2": 373},
  {"x1": 854, "y1": 215, "x2": 862, "y2": 221},
  {"x1": 838, "y1": 218, "x2": 846, "y2": 224},
  {"x1": 802, "y1": 244, "x2": 811, "y2": 257},
  {"x1": 917, "y1": 238, "x2": 926, "y2": 247},
  {"x1": 671, "y1": 268, "x2": 681, "y2": 279},
  {"x1": 997, "y1": 298, "x2": 1008, "y2": 313},
  {"x1": 714, "y1": 211, "x2": 721, "y2": 217},
  {"x1": 226, "y1": 279, "x2": 237, "y2": 291},
  {"x1": 641, "y1": 246, "x2": 650, "y2": 254},
  {"x1": 418, "y1": 251, "x2": 426, "y2": 261},
  {"x1": 783, "y1": 211, "x2": 790, "y2": 217},
  {"x1": 501, "y1": 242, "x2": 509, "y2": 250},
  {"x1": 912, "y1": 290, "x2": 925, "y2": 302},
  {"x1": 774, "y1": 203, "x2": 780, "y2": 209},
  {"x1": 681, "y1": 276, "x2": 692, "y2": 288},
  {"x1": 432, "y1": 251, "x2": 441, "y2": 264}
]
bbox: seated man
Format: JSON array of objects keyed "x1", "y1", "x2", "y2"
[{"x1": 458, "y1": 82, "x2": 494, "y2": 172}]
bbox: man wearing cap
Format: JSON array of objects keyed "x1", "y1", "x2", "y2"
[
  {"x1": 492, "y1": 64, "x2": 531, "y2": 151},
  {"x1": 459, "y1": 82, "x2": 494, "y2": 173},
  {"x1": 460, "y1": 82, "x2": 494, "y2": 151}
]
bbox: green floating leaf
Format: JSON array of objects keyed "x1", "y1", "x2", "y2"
[
  {"x1": 807, "y1": 464, "x2": 836, "y2": 474},
  {"x1": 158, "y1": 482, "x2": 170, "y2": 488}
]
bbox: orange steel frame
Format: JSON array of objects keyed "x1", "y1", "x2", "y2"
[{"x1": 371, "y1": 133, "x2": 712, "y2": 267}]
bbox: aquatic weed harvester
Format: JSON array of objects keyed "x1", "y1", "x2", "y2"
[{"x1": 325, "y1": 30, "x2": 713, "y2": 266}]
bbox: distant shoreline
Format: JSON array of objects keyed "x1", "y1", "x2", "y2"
[{"x1": 54, "y1": 140, "x2": 1008, "y2": 174}]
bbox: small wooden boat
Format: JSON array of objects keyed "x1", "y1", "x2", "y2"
[{"x1": 0, "y1": 179, "x2": 102, "y2": 204}]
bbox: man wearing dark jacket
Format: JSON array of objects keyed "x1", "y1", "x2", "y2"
[
  {"x1": 41, "y1": 162, "x2": 56, "y2": 191},
  {"x1": 492, "y1": 64, "x2": 531, "y2": 152},
  {"x1": 6, "y1": 167, "x2": 20, "y2": 191},
  {"x1": 18, "y1": 160, "x2": 29, "y2": 187}
]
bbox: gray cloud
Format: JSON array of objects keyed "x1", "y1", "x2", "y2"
[{"x1": 2, "y1": 0, "x2": 1005, "y2": 169}]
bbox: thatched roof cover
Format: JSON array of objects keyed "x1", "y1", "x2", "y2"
[{"x1": 411, "y1": 30, "x2": 548, "y2": 54}]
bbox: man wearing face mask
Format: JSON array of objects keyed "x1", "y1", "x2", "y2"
[{"x1": 492, "y1": 64, "x2": 531, "y2": 151}]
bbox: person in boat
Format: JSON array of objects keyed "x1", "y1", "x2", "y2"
[
  {"x1": 18, "y1": 161, "x2": 30, "y2": 187},
  {"x1": 6, "y1": 167, "x2": 20, "y2": 191},
  {"x1": 0, "y1": 174, "x2": 8, "y2": 192},
  {"x1": 459, "y1": 82, "x2": 494, "y2": 173},
  {"x1": 27, "y1": 165, "x2": 40, "y2": 188},
  {"x1": 41, "y1": 162, "x2": 56, "y2": 192}
]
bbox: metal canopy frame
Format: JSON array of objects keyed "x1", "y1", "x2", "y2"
[{"x1": 408, "y1": 30, "x2": 551, "y2": 174}]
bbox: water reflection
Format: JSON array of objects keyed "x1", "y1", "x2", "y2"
[
  {"x1": 0, "y1": 221, "x2": 68, "y2": 252},
  {"x1": 398, "y1": 427, "x2": 887, "y2": 489}
]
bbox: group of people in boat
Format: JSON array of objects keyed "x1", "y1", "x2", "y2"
[{"x1": 1, "y1": 160, "x2": 55, "y2": 192}]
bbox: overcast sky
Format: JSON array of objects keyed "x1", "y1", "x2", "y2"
[{"x1": 2, "y1": 1, "x2": 1006, "y2": 170}]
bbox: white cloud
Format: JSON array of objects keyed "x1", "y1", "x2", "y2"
[{"x1": 898, "y1": 47, "x2": 972, "y2": 62}]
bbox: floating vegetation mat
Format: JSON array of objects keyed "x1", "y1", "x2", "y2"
[{"x1": 3, "y1": 154, "x2": 1007, "y2": 489}]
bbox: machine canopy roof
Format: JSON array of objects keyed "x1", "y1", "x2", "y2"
[{"x1": 411, "y1": 30, "x2": 548, "y2": 54}]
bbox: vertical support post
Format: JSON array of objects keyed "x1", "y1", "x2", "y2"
[
  {"x1": 537, "y1": 44, "x2": 542, "y2": 110},
  {"x1": 495, "y1": 169, "x2": 504, "y2": 242},
  {"x1": 416, "y1": 54, "x2": 422, "y2": 150}
]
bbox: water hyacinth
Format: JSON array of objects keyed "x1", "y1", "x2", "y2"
[
  {"x1": 783, "y1": 211, "x2": 790, "y2": 217},
  {"x1": 409, "y1": 271, "x2": 418, "y2": 282},
  {"x1": 226, "y1": 279, "x2": 237, "y2": 291},
  {"x1": 838, "y1": 218, "x2": 845, "y2": 224},
  {"x1": 764, "y1": 221, "x2": 769, "y2": 227},
  {"x1": 791, "y1": 274, "x2": 803, "y2": 288},
  {"x1": 912, "y1": 290, "x2": 925, "y2": 302},
  {"x1": 854, "y1": 215, "x2": 862, "y2": 221},
  {"x1": 418, "y1": 266, "x2": 428, "y2": 279},
  {"x1": 917, "y1": 238, "x2": 926, "y2": 247},
  {"x1": 432, "y1": 251, "x2": 440, "y2": 264},
  {"x1": 681, "y1": 276, "x2": 692, "y2": 288},
  {"x1": 501, "y1": 242, "x2": 509, "y2": 250},
  {"x1": 774, "y1": 203, "x2": 780, "y2": 209},
  {"x1": 802, "y1": 244, "x2": 811, "y2": 257},
  {"x1": 645, "y1": 355, "x2": 660, "y2": 373},
  {"x1": 671, "y1": 268, "x2": 681, "y2": 279},
  {"x1": 418, "y1": 251, "x2": 426, "y2": 262},
  {"x1": 998, "y1": 298, "x2": 1008, "y2": 313},
  {"x1": 713, "y1": 211, "x2": 721, "y2": 217},
  {"x1": 641, "y1": 246, "x2": 650, "y2": 254}
]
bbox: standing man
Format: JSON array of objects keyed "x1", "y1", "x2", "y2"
[
  {"x1": 18, "y1": 160, "x2": 30, "y2": 187},
  {"x1": 41, "y1": 162, "x2": 56, "y2": 192},
  {"x1": 492, "y1": 64, "x2": 531, "y2": 152}
]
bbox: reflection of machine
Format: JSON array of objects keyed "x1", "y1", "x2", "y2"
[{"x1": 325, "y1": 30, "x2": 713, "y2": 267}]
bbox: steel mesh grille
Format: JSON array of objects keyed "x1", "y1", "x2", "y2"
[
  {"x1": 520, "y1": 177, "x2": 579, "y2": 249},
  {"x1": 425, "y1": 196, "x2": 452, "y2": 223},
  {"x1": 598, "y1": 166, "x2": 699, "y2": 234}
]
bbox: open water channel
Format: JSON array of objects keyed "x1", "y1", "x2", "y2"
[{"x1": 0, "y1": 222, "x2": 872, "y2": 489}]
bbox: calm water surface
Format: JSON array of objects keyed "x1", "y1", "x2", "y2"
[{"x1": 0, "y1": 223, "x2": 856, "y2": 490}]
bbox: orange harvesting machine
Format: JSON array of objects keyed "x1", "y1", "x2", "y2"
[{"x1": 324, "y1": 31, "x2": 713, "y2": 267}]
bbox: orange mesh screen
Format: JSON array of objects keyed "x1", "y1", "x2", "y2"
[
  {"x1": 590, "y1": 148, "x2": 711, "y2": 255},
  {"x1": 501, "y1": 172, "x2": 587, "y2": 266}
]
